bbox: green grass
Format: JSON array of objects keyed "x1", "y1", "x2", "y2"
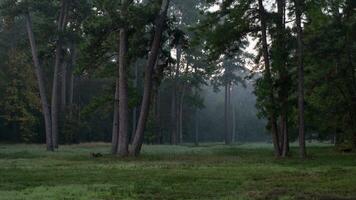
[{"x1": 0, "y1": 143, "x2": 355, "y2": 200}]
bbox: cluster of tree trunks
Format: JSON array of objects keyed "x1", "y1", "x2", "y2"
[
  {"x1": 25, "y1": 0, "x2": 76, "y2": 151},
  {"x1": 258, "y1": 0, "x2": 306, "y2": 158},
  {"x1": 112, "y1": 0, "x2": 170, "y2": 156}
]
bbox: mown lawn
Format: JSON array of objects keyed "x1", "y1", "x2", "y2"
[{"x1": 0, "y1": 143, "x2": 355, "y2": 200}]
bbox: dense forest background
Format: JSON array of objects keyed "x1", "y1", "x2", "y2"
[{"x1": 0, "y1": 0, "x2": 354, "y2": 157}]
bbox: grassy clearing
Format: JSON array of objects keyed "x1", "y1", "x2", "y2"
[{"x1": 0, "y1": 143, "x2": 355, "y2": 200}]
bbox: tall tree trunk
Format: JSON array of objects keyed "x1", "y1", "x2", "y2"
[
  {"x1": 171, "y1": 45, "x2": 181, "y2": 145},
  {"x1": 60, "y1": 62, "x2": 67, "y2": 112},
  {"x1": 194, "y1": 89, "x2": 199, "y2": 146},
  {"x1": 132, "y1": 61, "x2": 139, "y2": 141},
  {"x1": 276, "y1": 0, "x2": 289, "y2": 157},
  {"x1": 179, "y1": 86, "x2": 186, "y2": 144},
  {"x1": 232, "y1": 86, "x2": 236, "y2": 143},
  {"x1": 258, "y1": 0, "x2": 281, "y2": 157},
  {"x1": 111, "y1": 79, "x2": 119, "y2": 154},
  {"x1": 170, "y1": 83, "x2": 178, "y2": 144},
  {"x1": 52, "y1": 0, "x2": 69, "y2": 149},
  {"x1": 153, "y1": 87, "x2": 162, "y2": 144},
  {"x1": 224, "y1": 83, "x2": 232, "y2": 145},
  {"x1": 68, "y1": 44, "x2": 76, "y2": 107},
  {"x1": 25, "y1": 12, "x2": 53, "y2": 151},
  {"x1": 228, "y1": 83, "x2": 232, "y2": 143},
  {"x1": 295, "y1": 0, "x2": 306, "y2": 158},
  {"x1": 130, "y1": 0, "x2": 170, "y2": 156},
  {"x1": 117, "y1": 27, "x2": 129, "y2": 156}
]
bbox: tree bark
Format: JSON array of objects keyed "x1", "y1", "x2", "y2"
[
  {"x1": 276, "y1": 0, "x2": 289, "y2": 157},
  {"x1": 25, "y1": 12, "x2": 53, "y2": 151},
  {"x1": 194, "y1": 89, "x2": 199, "y2": 146},
  {"x1": 258, "y1": 0, "x2": 281, "y2": 157},
  {"x1": 52, "y1": 0, "x2": 69, "y2": 148},
  {"x1": 170, "y1": 80, "x2": 178, "y2": 144},
  {"x1": 117, "y1": 27, "x2": 129, "y2": 156},
  {"x1": 179, "y1": 86, "x2": 186, "y2": 144},
  {"x1": 68, "y1": 44, "x2": 76, "y2": 106},
  {"x1": 132, "y1": 61, "x2": 139, "y2": 141},
  {"x1": 295, "y1": 0, "x2": 306, "y2": 158},
  {"x1": 153, "y1": 86, "x2": 162, "y2": 144},
  {"x1": 171, "y1": 45, "x2": 181, "y2": 145},
  {"x1": 60, "y1": 61, "x2": 67, "y2": 112},
  {"x1": 111, "y1": 78, "x2": 119, "y2": 154},
  {"x1": 232, "y1": 86, "x2": 236, "y2": 143},
  {"x1": 224, "y1": 83, "x2": 232, "y2": 145},
  {"x1": 130, "y1": 0, "x2": 170, "y2": 156}
]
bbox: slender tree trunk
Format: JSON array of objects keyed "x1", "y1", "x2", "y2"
[
  {"x1": 60, "y1": 62, "x2": 67, "y2": 112},
  {"x1": 228, "y1": 83, "x2": 232, "y2": 143},
  {"x1": 281, "y1": 114, "x2": 289, "y2": 157},
  {"x1": 224, "y1": 83, "x2": 232, "y2": 145},
  {"x1": 276, "y1": 0, "x2": 289, "y2": 158},
  {"x1": 194, "y1": 89, "x2": 199, "y2": 146},
  {"x1": 52, "y1": 0, "x2": 69, "y2": 149},
  {"x1": 176, "y1": 95, "x2": 180, "y2": 143},
  {"x1": 111, "y1": 78, "x2": 119, "y2": 154},
  {"x1": 117, "y1": 27, "x2": 129, "y2": 156},
  {"x1": 68, "y1": 44, "x2": 76, "y2": 107},
  {"x1": 170, "y1": 84, "x2": 177, "y2": 144},
  {"x1": 295, "y1": 0, "x2": 306, "y2": 158},
  {"x1": 232, "y1": 87, "x2": 236, "y2": 143},
  {"x1": 179, "y1": 86, "x2": 185, "y2": 144},
  {"x1": 258, "y1": 0, "x2": 281, "y2": 157},
  {"x1": 154, "y1": 87, "x2": 162, "y2": 144},
  {"x1": 25, "y1": 12, "x2": 53, "y2": 151},
  {"x1": 130, "y1": 0, "x2": 170, "y2": 156},
  {"x1": 51, "y1": 45, "x2": 61, "y2": 149},
  {"x1": 171, "y1": 45, "x2": 181, "y2": 145},
  {"x1": 132, "y1": 61, "x2": 139, "y2": 140}
]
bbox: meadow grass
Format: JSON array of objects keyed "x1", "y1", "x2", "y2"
[{"x1": 0, "y1": 143, "x2": 355, "y2": 200}]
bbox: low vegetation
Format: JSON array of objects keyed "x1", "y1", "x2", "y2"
[{"x1": 0, "y1": 143, "x2": 355, "y2": 200}]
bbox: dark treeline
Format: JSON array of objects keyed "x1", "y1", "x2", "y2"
[{"x1": 0, "y1": 0, "x2": 354, "y2": 157}]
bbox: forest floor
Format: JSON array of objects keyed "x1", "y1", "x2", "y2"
[{"x1": 0, "y1": 143, "x2": 356, "y2": 200}]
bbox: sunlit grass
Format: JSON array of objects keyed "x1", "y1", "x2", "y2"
[{"x1": 0, "y1": 143, "x2": 355, "y2": 200}]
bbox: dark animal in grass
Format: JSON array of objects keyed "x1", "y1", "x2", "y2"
[
  {"x1": 336, "y1": 144, "x2": 353, "y2": 153},
  {"x1": 340, "y1": 148, "x2": 353, "y2": 153},
  {"x1": 90, "y1": 152, "x2": 103, "y2": 158}
]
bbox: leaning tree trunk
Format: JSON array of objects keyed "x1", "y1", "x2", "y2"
[
  {"x1": 130, "y1": 0, "x2": 170, "y2": 156},
  {"x1": 25, "y1": 12, "x2": 53, "y2": 151},
  {"x1": 52, "y1": 0, "x2": 69, "y2": 149},
  {"x1": 295, "y1": 0, "x2": 306, "y2": 158},
  {"x1": 258, "y1": 0, "x2": 281, "y2": 157}
]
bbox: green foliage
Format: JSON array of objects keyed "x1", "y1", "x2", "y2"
[
  {"x1": 303, "y1": 0, "x2": 356, "y2": 143},
  {"x1": 0, "y1": 50, "x2": 41, "y2": 142}
]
